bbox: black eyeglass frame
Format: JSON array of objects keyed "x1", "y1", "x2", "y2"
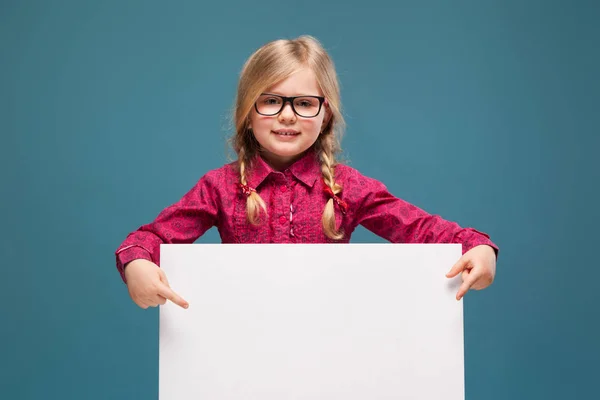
[{"x1": 254, "y1": 93, "x2": 327, "y2": 118}]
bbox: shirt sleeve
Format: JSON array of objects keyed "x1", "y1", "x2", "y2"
[
  {"x1": 349, "y1": 171, "x2": 499, "y2": 257},
  {"x1": 114, "y1": 172, "x2": 220, "y2": 283}
]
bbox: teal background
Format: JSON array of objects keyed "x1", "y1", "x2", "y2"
[{"x1": 2, "y1": 0, "x2": 599, "y2": 399}]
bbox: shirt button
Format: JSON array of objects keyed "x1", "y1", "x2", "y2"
[
  {"x1": 280, "y1": 185, "x2": 287, "y2": 192},
  {"x1": 279, "y1": 215, "x2": 287, "y2": 224}
]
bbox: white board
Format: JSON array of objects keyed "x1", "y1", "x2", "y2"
[{"x1": 159, "y1": 243, "x2": 464, "y2": 400}]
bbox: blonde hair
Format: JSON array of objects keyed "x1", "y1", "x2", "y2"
[{"x1": 231, "y1": 35, "x2": 346, "y2": 240}]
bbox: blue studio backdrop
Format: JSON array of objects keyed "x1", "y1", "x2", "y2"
[{"x1": 1, "y1": 1, "x2": 599, "y2": 399}]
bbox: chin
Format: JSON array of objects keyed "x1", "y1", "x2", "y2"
[{"x1": 268, "y1": 144, "x2": 305, "y2": 155}]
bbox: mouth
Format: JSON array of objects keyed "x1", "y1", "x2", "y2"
[{"x1": 272, "y1": 129, "x2": 300, "y2": 136}]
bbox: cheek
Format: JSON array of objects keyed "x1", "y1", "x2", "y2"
[
  {"x1": 299, "y1": 117, "x2": 323, "y2": 133},
  {"x1": 251, "y1": 115, "x2": 274, "y2": 131}
]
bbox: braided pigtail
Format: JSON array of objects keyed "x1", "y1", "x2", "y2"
[
  {"x1": 317, "y1": 138, "x2": 345, "y2": 240},
  {"x1": 238, "y1": 145, "x2": 267, "y2": 224}
]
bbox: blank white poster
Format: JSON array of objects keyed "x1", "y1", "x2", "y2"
[{"x1": 159, "y1": 243, "x2": 464, "y2": 400}]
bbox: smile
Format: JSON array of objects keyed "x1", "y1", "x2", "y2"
[{"x1": 272, "y1": 130, "x2": 300, "y2": 136}]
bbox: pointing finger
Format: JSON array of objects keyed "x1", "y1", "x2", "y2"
[
  {"x1": 456, "y1": 270, "x2": 478, "y2": 300},
  {"x1": 157, "y1": 284, "x2": 189, "y2": 309}
]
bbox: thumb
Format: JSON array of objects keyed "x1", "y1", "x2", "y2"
[{"x1": 446, "y1": 256, "x2": 468, "y2": 278}]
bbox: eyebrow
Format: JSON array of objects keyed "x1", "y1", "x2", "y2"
[{"x1": 262, "y1": 92, "x2": 323, "y2": 97}]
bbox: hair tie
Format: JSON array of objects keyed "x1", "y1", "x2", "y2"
[
  {"x1": 239, "y1": 183, "x2": 256, "y2": 196},
  {"x1": 322, "y1": 180, "x2": 348, "y2": 214}
]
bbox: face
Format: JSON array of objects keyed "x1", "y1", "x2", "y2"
[{"x1": 248, "y1": 67, "x2": 329, "y2": 170}]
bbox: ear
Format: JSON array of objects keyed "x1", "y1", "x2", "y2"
[{"x1": 321, "y1": 106, "x2": 332, "y2": 133}]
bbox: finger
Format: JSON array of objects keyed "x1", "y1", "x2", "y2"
[
  {"x1": 446, "y1": 257, "x2": 468, "y2": 278},
  {"x1": 461, "y1": 269, "x2": 470, "y2": 281},
  {"x1": 157, "y1": 284, "x2": 189, "y2": 309},
  {"x1": 132, "y1": 296, "x2": 149, "y2": 309},
  {"x1": 143, "y1": 295, "x2": 159, "y2": 307},
  {"x1": 456, "y1": 270, "x2": 479, "y2": 300},
  {"x1": 456, "y1": 281, "x2": 470, "y2": 301},
  {"x1": 137, "y1": 300, "x2": 150, "y2": 309},
  {"x1": 154, "y1": 295, "x2": 167, "y2": 306},
  {"x1": 142, "y1": 293, "x2": 161, "y2": 308}
]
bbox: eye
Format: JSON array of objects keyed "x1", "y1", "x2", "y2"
[
  {"x1": 295, "y1": 98, "x2": 318, "y2": 108},
  {"x1": 262, "y1": 97, "x2": 281, "y2": 105}
]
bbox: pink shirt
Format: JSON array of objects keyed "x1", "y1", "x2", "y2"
[{"x1": 115, "y1": 150, "x2": 498, "y2": 282}]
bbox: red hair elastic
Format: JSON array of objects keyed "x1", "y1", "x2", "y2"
[
  {"x1": 239, "y1": 183, "x2": 256, "y2": 196},
  {"x1": 323, "y1": 180, "x2": 348, "y2": 214}
]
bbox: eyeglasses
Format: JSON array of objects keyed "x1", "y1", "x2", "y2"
[{"x1": 254, "y1": 93, "x2": 326, "y2": 118}]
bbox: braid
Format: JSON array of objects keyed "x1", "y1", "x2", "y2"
[
  {"x1": 239, "y1": 145, "x2": 267, "y2": 225},
  {"x1": 318, "y1": 141, "x2": 344, "y2": 240}
]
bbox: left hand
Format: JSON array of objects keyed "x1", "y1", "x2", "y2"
[{"x1": 445, "y1": 245, "x2": 497, "y2": 300}]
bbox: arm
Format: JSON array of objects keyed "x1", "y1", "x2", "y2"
[
  {"x1": 349, "y1": 173, "x2": 498, "y2": 300},
  {"x1": 115, "y1": 172, "x2": 220, "y2": 283},
  {"x1": 351, "y1": 174, "x2": 498, "y2": 256}
]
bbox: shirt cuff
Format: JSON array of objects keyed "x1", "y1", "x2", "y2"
[
  {"x1": 458, "y1": 229, "x2": 499, "y2": 259},
  {"x1": 115, "y1": 245, "x2": 153, "y2": 284}
]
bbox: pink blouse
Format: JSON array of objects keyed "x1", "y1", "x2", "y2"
[{"x1": 115, "y1": 150, "x2": 498, "y2": 282}]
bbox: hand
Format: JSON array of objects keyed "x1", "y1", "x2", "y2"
[
  {"x1": 445, "y1": 245, "x2": 496, "y2": 301},
  {"x1": 124, "y1": 259, "x2": 189, "y2": 309}
]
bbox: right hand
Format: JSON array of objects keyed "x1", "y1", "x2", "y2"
[{"x1": 124, "y1": 259, "x2": 189, "y2": 309}]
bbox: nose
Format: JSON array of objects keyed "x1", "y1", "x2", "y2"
[{"x1": 278, "y1": 101, "x2": 296, "y2": 123}]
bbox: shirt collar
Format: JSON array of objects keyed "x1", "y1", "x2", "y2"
[{"x1": 246, "y1": 148, "x2": 321, "y2": 189}]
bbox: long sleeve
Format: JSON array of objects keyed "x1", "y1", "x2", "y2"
[
  {"x1": 348, "y1": 171, "x2": 499, "y2": 256},
  {"x1": 115, "y1": 172, "x2": 220, "y2": 283}
]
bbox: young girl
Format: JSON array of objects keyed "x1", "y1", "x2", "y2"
[{"x1": 115, "y1": 35, "x2": 498, "y2": 310}]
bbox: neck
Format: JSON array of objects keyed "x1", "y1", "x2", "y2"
[{"x1": 260, "y1": 150, "x2": 308, "y2": 171}]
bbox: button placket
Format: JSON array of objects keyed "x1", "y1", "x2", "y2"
[
  {"x1": 288, "y1": 178, "x2": 298, "y2": 239},
  {"x1": 273, "y1": 174, "x2": 290, "y2": 240},
  {"x1": 289, "y1": 203, "x2": 295, "y2": 237}
]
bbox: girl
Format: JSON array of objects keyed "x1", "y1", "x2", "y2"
[{"x1": 115, "y1": 35, "x2": 498, "y2": 310}]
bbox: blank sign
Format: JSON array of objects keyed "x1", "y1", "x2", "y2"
[{"x1": 159, "y1": 243, "x2": 464, "y2": 400}]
